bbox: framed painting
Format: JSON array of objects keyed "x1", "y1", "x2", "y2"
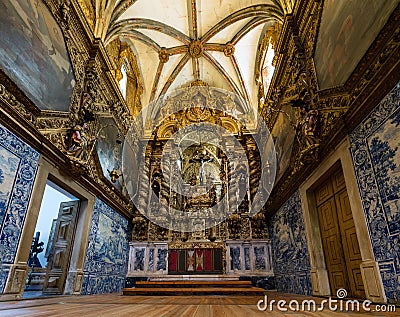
[
  {"x1": 0, "y1": 0, "x2": 75, "y2": 111},
  {"x1": 314, "y1": 0, "x2": 399, "y2": 89}
]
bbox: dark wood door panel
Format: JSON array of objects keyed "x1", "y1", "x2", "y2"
[
  {"x1": 332, "y1": 170, "x2": 346, "y2": 192},
  {"x1": 343, "y1": 228, "x2": 362, "y2": 261},
  {"x1": 330, "y1": 272, "x2": 348, "y2": 292},
  {"x1": 325, "y1": 235, "x2": 344, "y2": 264},
  {"x1": 335, "y1": 190, "x2": 353, "y2": 223},
  {"x1": 315, "y1": 179, "x2": 334, "y2": 205},
  {"x1": 352, "y1": 268, "x2": 365, "y2": 295},
  {"x1": 315, "y1": 167, "x2": 365, "y2": 298},
  {"x1": 318, "y1": 200, "x2": 337, "y2": 232}
]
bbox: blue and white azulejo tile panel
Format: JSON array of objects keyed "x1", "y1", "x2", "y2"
[
  {"x1": 270, "y1": 190, "x2": 312, "y2": 295},
  {"x1": 0, "y1": 124, "x2": 39, "y2": 293},
  {"x1": 349, "y1": 81, "x2": 400, "y2": 304},
  {"x1": 81, "y1": 198, "x2": 129, "y2": 295}
]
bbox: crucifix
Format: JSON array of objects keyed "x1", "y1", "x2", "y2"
[{"x1": 190, "y1": 150, "x2": 213, "y2": 185}]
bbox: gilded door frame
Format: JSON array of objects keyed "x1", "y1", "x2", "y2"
[
  {"x1": 1, "y1": 156, "x2": 96, "y2": 300},
  {"x1": 299, "y1": 137, "x2": 386, "y2": 303}
]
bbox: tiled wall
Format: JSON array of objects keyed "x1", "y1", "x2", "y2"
[
  {"x1": 0, "y1": 124, "x2": 39, "y2": 293},
  {"x1": 350, "y1": 82, "x2": 400, "y2": 303},
  {"x1": 269, "y1": 190, "x2": 312, "y2": 295},
  {"x1": 81, "y1": 198, "x2": 129, "y2": 294}
]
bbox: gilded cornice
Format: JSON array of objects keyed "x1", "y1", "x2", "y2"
[{"x1": 76, "y1": 0, "x2": 95, "y2": 29}]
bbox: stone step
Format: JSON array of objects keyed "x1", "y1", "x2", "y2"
[
  {"x1": 122, "y1": 286, "x2": 266, "y2": 296},
  {"x1": 148, "y1": 274, "x2": 239, "y2": 281},
  {"x1": 135, "y1": 280, "x2": 252, "y2": 288}
]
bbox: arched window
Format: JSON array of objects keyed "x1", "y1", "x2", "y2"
[
  {"x1": 261, "y1": 41, "x2": 275, "y2": 94},
  {"x1": 119, "y1": 63, "x2": 128, "y2": 100}
]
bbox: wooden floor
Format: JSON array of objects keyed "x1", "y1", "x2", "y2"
[{"x1": 0, "y1": 292, "x2": 398, "y2": 316}]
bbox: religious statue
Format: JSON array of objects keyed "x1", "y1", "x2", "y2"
[
  {"x1": 296, "y1": 104, "x2": 318, "y2": 147},
  {"x1": 67, "y1": 122, "x2": 92, "y2": 161},
  {"x1": 238, "y1": 173, "x2": 247, "y2": 202},
  {"x1": 189, "y1": 150, "x2": 213, "y2": 185},
  {"x1": 66, "y1": 110, "x2": 96, "y2": 162},
  {"x1": 209, "y1": 184, "x2": 217, "y2": 206},
  {"x1": 292, "y1": 103, "x2": 320, "y2": 164}
]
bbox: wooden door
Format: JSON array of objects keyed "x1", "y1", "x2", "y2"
[
  {"x1": 42, "y1": 201, "x2": 80, "y2": 294},
  {"x1": 315, "y1": 169, "x2": 365, "y2": 298}
]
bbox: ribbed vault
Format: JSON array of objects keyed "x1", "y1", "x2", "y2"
[{"x1": 88, "y1": 0, "x2": 295, "y2": 115}]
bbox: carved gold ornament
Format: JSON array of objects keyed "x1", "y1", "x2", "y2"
[
  {"x1": 189, "y1": 40, "x2": 204, "y2": 58},
  {"x1": 223, "y1": 43, "x2": 235, "y2": 57},
  {"x1": 158, "y1": 49, "x2": 169, "y2": 63}
]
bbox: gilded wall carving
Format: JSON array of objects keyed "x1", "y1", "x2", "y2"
[
  {"x1": 106, "y1": 39, "x2": 143, "y2": 118},
  {"x1": 131, "y1": 101, "x2": 269, "y2": 243}
]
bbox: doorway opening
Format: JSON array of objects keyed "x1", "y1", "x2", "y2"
[
  {"x1": 313, "y1": 163, "x2": 365, "y2": 299},
  {"x1": 23, "y1": 180, "x2": 79, "y2": 298}
]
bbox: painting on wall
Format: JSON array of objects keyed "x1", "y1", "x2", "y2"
[
  {"x1": 0, "y1": 124, "x2": 39, "y2": 293},
  {"x1": 269, "y1": 191, "x2": 312, "y2": 295},
  {"x1": 350, "y1": 82, "x2": 400, "y2": 304},
  {"x1": 314, "y1": 0, "x2": 399, "y2": 90},
  {"x1": 0, "y1": 0, "x2": 75, "y2": 112},
  {"x1": 81, "y1": 199, "x2": 129, "y2": 295},
  {"x1": 96, "y1": 117, "x2": 124, "y2": 191},
  {"x1": 271, "y1": 105, "x2": 296, "y2": 183}
]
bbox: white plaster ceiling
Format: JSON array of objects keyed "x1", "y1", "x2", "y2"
[{"x1": 103, "y1": 0, "x2": 285, "y2": 113}]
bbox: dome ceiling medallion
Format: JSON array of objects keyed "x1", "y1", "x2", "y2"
[
  {"x1": 189, "y1": 40, "x2": 204, "y2": 58},
  {"x1": 223, "y1": 43, "x2": 235, "y2": 57},
  {"x1": 158, "y1": 49, "x2": 170, "y2": 63}
]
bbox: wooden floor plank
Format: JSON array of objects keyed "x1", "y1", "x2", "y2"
[{"x1": 0, "y1": 293, "x2": 398, "y2": 316}]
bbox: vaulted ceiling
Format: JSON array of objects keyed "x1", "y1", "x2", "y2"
[{"x1": 91, "y1": 0, "x2": 294, "y2": 110}]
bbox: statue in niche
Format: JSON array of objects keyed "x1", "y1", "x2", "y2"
[
  {"x1": 295, "y1": 104, "x2": 318, "y2": 147},
  {"x1": 151, "y1": 180, "x2": 160, "y2": 199},
  {"x1": 291, "y1": 103, "x2": 319, "y2": 164},
  {"x1": 67, "y1": 123, "x2": 87, "y2": 159},
  {"x1": 66, "y1": 110, "x2": 96, "y2": 161},
  {"x1": 238, "y1": 172, "x2": 247, "y2": 202}
]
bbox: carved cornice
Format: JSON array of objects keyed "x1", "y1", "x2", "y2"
[
  {"x1": 0, "y1": 71, "x2": 39, "y2": 121},
  {"x1": 168, "y1": 241, "x2": 226, "y2": 250}
]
